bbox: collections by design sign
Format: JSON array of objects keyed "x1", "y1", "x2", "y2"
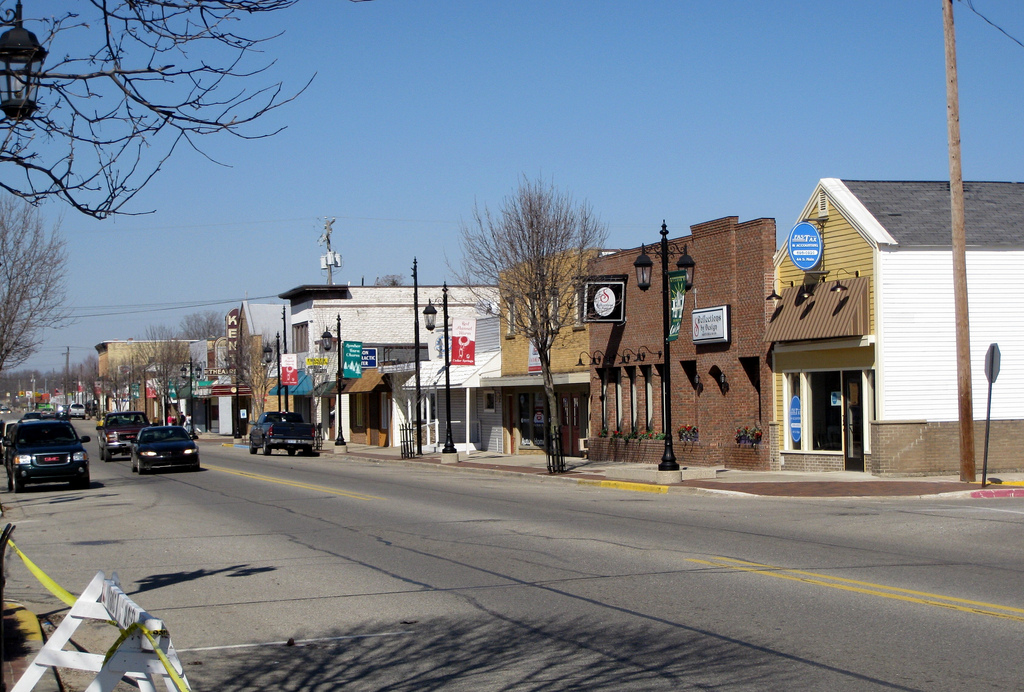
[
  {"x1": 691, "y1": 305, "x2": 730, "y2": 344},
  {"x1": 528, "y1": 341, "x2": 542, "y2": 373},
  {"x1": 584, "y1": 275, "x2": 628, "y2": 323},
  {"x1": 786, "y1": 222, "x2": 823, "y2": 271},
  {"x1": 667, "y1": 270, "x2": 688, "y2": 342},
  {"x1": 343, "y1": 341, "x2": 363, "y2": 379}
]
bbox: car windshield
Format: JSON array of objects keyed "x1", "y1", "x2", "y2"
[
  {"x1": 138, "y1": 427, "x2": 191, "y2": 443},
  {"x1": 107, "y1": 413, "x2": 147, "y2": 426},
  {"x1": 17, "y1": 424, "x2": 78, "y2": 446}
]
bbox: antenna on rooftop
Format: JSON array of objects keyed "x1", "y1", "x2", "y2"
[{"x1": 318, "y1": 217, "x2": 343, "y2": 285}]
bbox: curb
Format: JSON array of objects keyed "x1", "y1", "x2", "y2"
[
  {"x1": 3, "y1": 601, "x2": 60, "y2": 692},
  {"x1": 971, "y1": 488, "x2": 1024, "y2": 499}
]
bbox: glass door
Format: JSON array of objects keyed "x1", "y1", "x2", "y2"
[{"x1": 843, "y1": 372, "x2": 864, "y2": 472}]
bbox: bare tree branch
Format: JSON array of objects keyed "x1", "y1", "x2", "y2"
[{"x1": 0, "y1": 1, "x2": 367, "y2": 218}]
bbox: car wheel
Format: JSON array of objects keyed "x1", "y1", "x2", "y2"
[
  {"x1": 303, "y1": 446, "x2": 314, "y2": 456},
  {"x1": 72, "y1": 475, "x2": 90, "y2": 490},
  {"x1": 13, "y1": 476, "x2": 24, "y2": 494},
  {"x1": 131, "y1": 456, "x2": 137, "y2": 473},
  {"x1": 262, "y1": 441, "x2": 271, "y2": 456},
  {"x1": 138, "y1": 461, "x2": 149, "y2": 475},
  {"x1": 248, "y1": 442, "x2": 257, "y2": 455},
  {"x1": 6, "y1": 468, "x2": 12, "y2": 492},
  {"x1": 103, "y1": 447, "x2": 112, "y2": 462},
  {"x1": 287, "y1": 448, "x2": 296, "y2": 456}
]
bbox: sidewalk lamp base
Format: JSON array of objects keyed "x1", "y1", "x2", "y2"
[{"x1": 441, "y1": 451, "x2": 460, "y2": 465}]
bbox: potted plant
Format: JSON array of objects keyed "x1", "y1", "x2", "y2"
[
  {"x1": 677, "y1": 424, "x2": 698, "y2": 444},
  {"x1": 735, "y1": 425, "x2": 763, "y2": 447}
]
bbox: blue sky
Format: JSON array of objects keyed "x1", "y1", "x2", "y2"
[{"x1": 21, "y1": 0, "x2": 1024, "y2": 372}]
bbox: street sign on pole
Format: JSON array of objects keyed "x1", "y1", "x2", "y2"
[{"x1": 982, "y1": 342, "x2": 1000, "y2": 487}]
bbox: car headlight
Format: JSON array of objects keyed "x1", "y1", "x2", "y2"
[
  {"x1": 106, "y1": 432, "x2": 118, "y2": 442},
  {"x1": 15, "y1": 454, "x2": 31, "y2": 465},
  {"x1": 141, "y1": 450, "x2": 157, "y2": 457},
  {"x1": 73, "y1": 451, "x2": 88, "y2": 462},
  {"x1": 183, "y1": 448, "x2": 196, "y2": 455}
]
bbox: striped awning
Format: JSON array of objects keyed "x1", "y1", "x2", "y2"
[{"x1": 765, "y1": 276, "x2": 870, "y2": 343}]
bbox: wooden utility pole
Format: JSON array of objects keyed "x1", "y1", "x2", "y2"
[{"x1": 943, "y1": 0, "x2": 976, "y2": 482}]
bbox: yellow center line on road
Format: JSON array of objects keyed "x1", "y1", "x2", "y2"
[
  {"x1": 688, "y1": 556, "x2": 1024, "y2": 623},
  {"x1": 205, "y1": 464, "x2": 384, "y2": 501}
]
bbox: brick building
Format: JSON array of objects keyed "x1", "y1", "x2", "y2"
[{"x1": 586, "y1": 217, "x2": 777, "y2": 470}]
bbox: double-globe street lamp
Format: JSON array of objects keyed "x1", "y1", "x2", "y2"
[
  {"x1": 423, "y1": 284, "x2": 457, "y2": 455},
  {"x1": 633, "y1": 222, "x2": 695, "y2": 472},
  {"x1": 320, "y1": 315, "x2": 346, "y2": 446}
]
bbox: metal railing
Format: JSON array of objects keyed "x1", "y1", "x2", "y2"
[{"x1": 400, "y1": 424, "x2": 417, "y2": 459}]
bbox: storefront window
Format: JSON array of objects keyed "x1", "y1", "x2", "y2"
[
  {"x1": 810, "y1": 372, "x2": 842, "y2": 451},
  {"x1": 786, "y1": 373, "x2": 801, "y2": 450},
  {"x1": 642, "y1": 365, "x2": 653, "y2": 429},
  {"x1": 518, "y1": 393, "x2": 546, "y2": 448},
  {"x1": 627, "y1": 367, "x2": 637, "y2": 432}
]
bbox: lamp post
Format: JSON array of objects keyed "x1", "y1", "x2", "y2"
[
  {"x1": 423, "y1": 284, "x2": 457, "y2": 456},
  {"x1": 0, "y1": 1, "x2": 46, "y2": 121},
  {"x1": 180, "y1": 361, "x2": 196, "y2": 437},
  {"x1": 320, "y1": 316, "x2": 345, "y2": 446},
  {"x1": 412, "y1": 258, "x2": 423, "y2": 456},
  {"x1": 634, "y1": 222, "x2": 695, "y2": 472}
]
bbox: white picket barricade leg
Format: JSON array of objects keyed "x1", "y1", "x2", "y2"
[{"x1": 12, "y1": 571, "x2": 189, "y2": 692}]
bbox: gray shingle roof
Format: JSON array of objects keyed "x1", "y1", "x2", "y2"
[{"x1": 841, "y1": 180, "x2": 1024, "y2": 247}]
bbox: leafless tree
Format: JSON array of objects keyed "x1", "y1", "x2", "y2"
[
  {"x1": 179, "y1": 310, "x2": 225, "y2": 340},
  {"x1": 455, "y1": 176, "x2": 607, "y2": 465},
  {"x1": 0, "y1": 1, "x2": 368, "y2": 218},
  {"x1": 0, "y1": 196, "x2": 68, "y2": 373},
  {"x1": 143, "y1": 324, "x2": 188, "y2": 422},
  {"x1": 374, "y1": 274, "x2": 406, "y2": 286},
  {"x1": 231, "y1": 330, "x2": 272, "y2": 422}
]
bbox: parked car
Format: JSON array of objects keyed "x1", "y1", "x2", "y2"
[
  {"x1": 130, "y1": 426, "x2": 200, "y2": 474},
  {"x1": 4, "y1": 419, "x2": 91, "y2": 492},
  {"x1": 248, "y1": 411, "x2": 316, "y2": 456},
  {"x1": 97, "y1": 411, "x2": 149, "y2": 462},
  {"x1": 20, "y1": 411, "x2": 41, "y2": 421},
  {"x1": 69, "y1": 403, "x2": 87, "y2": 419}
]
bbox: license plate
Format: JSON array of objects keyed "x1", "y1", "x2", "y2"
[{"x1": 286, "y1": 439, "x2": 300, "y2": 444}]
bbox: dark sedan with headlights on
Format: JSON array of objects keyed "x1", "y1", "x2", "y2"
[{"x1": 130, "y1": 426, "x2": 200, "y2": 474}]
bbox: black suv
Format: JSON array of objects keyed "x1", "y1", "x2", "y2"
[{"x1": 4, "y1": 419, "x2": 91, "y2": 492}]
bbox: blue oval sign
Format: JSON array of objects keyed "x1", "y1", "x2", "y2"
[
  {"x1": 789, "y1": 395, "x2": 802, "y2": 444},
  {"x1": 787, "y1": 222, "x2": 822, "y2": 271}
]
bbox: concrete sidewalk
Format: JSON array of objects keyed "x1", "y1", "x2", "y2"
[{"x1": 207, "y1": 436, "x2": 1024, "y2": 499}]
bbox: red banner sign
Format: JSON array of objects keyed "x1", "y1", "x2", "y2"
[{"x1": 451, "y1": 318, "x2": 476, "y2": 366}]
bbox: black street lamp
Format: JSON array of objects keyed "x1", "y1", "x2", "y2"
[
  {"x1": 320, "y1": 317, "x2": 345, "y2": 445},
  {"x1": 634, "y1": 221, "x2": 696, "y2": 472},
  {"x1": 232, "y1": 385, "x2": 240, "y2": 439},
  {"x1": 424, "y1": 284, "x2": 457, "y2": 455},
  {"x1": 0, "y1": 1, "x2": 46, "y2": 120}
]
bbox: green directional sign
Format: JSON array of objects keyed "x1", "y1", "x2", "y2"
[
  {"x1": 168, "y1": 382, "x2": 178, "y2": 399},
  {"x1": 130, "y1": 383, "x2": 140, "y2": 398},
  {"x1": 667, "y1": 270, "x2": 688, "y2": 342},
  {"x1": 342, "y1": 341, "x2": 363, "y2": 379}
]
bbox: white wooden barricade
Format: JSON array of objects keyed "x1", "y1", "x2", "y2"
[{"x1": 13, "y1": 571, "x2": 189, "y2": 692}]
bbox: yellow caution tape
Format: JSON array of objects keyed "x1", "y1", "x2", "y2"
[
  {"x1": 104, "y1": 622, "x2": 191, "y2": 692},
  {"x1": 8, "y1": 540, "x2": 77, "y2": 608},
  {"x1": 10, "y1": 540, "x2": 190, "y2": 691}
]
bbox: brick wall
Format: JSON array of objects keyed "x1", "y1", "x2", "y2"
[
  {"x1": 870, "y1": 419, "x2": 1024, "y2": 476},
  {"x1": 587, "y1": 217, "x2": 776, "y2": 470}
]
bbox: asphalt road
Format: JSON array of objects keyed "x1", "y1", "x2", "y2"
[{"x1": 3, "y1": 423, "x2": 1023, "y2": 690}]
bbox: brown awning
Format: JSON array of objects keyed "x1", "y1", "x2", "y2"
[
  {"x1": 765, "y1": 276, "x2": 870, "y2": 343},
  {"x1": 339, "y1": 370, "x2": 389, "y2": 395}
]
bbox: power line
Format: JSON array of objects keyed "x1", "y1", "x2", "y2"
[
  {"x1": 961, "y1": 0, "x2": 1024, "y2": 49},
  {"x1": 69, "y1": 293, "x2": 282, "y2": 318}
]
